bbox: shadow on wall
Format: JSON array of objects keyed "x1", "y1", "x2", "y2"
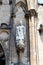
[{"x1": 40, "y1": 31, "x2": 43, "y2": 42}]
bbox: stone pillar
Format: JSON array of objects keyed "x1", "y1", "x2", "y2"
[{"x1": 27, "y1": 0, "x2": 38, "y2": 65}]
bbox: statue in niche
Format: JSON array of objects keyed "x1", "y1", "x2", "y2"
[{"x1": 16, "y1": 21, "x2": 25, "y2": 52}]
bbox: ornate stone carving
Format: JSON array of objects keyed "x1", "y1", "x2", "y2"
[
  {"x1": 25, "y1": 9, "x2": 38, "y2": 17},
  {"x1": 16, "y1": 21, "x2": 25, "y2": 52},
  {"x1": 15, "y1": 1, "x2": 27, "y2": 15}
]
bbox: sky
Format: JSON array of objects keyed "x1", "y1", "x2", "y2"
[{"x1": 38, "y1": 0, "x2": 43, "y2": 3}]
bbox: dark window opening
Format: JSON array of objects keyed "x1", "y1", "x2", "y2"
[
  {"x1": 9, "y1": 0, "x2": 12, "y2": 5},
  {"x1": 0, "y1": 44, "x2": 5, "y2": 65},
  {"x1": 0, "y1": 0, "x2": 2, "y2": 5}
]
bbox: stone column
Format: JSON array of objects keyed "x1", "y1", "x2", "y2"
[{"x1": 27, "y1": 0, "x2": 38, "y2": 65}]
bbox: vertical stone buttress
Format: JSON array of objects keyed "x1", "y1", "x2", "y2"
[{"x1": 27, "y1": 0, "x2": 38, "y2": 65}]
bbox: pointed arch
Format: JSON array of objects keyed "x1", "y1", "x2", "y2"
[{"x1": 15, "y1": 1, "x2": 27, "y2": 13}]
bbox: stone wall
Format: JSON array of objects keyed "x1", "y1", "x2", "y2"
[
  {"x1": 1, "y1": 0, "x2": 43, "y2": 65},
  {"x1": 0, "y1": 0, "x2": 30, "y2": 65},
  {"x1": 37, "y1": 5, "x2": 43, "y2": 65}
]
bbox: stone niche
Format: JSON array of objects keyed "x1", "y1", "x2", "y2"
[{"x1": 13, "y1": 3, "x2": 29, "y2": 64}]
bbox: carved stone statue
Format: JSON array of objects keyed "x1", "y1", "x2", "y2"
[{"x1": 16, "y1": 21, "x2": 25, "y2": 52}]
